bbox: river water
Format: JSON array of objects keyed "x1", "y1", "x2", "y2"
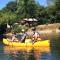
[
  {"x1": 0, "y1": 42, "x2": 51, "y2": 60},
  {"x1": 0, "y1": 31, "x2": 60, "y2": 60},
  {"x1": 0, "y1": 40, "x2": 60, "y2": 60}
]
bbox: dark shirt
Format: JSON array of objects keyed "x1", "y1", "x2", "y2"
[{"x1": 21, "y1": 32, "x2": 28, "y2": 42}]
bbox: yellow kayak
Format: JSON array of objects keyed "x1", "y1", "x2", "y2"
[{"x1": 3, "y1": 38, "x2": 50, "y2": 47}]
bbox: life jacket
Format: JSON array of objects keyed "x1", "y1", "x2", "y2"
[{"x1": 32, "y1": 31, "x2": 40, "y2": 40}]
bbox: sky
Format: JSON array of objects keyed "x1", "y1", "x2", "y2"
[
  {"x1": 36, "y1": 0, "x2": 47, "y2": 6},
  {"x1": 0, "y1": 0, "x2": 47, "y2": 10},
  {"x1": 0, "y1": 0, "x2": 15, "y2": 10}
]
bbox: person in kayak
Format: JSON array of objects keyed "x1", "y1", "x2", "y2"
[
  {"x1": 31, "y1": 27, "x2": 41, "y2": 43},
  {"x1": 20, "y1": 29, "x2": 29, "y2": 43}
]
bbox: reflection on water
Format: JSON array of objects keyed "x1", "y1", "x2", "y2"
[
  {"x1": 3, "y1": 44, "x2": 51, "y2": 60},
  {"x1": 0, "y1": 40, "x2": 60, "y2": 60}
]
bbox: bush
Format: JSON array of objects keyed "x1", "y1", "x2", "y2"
[{"x1": 11, "y1": 24, "x2": 28, "y2": 33}]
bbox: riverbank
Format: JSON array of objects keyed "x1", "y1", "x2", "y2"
[
  {"x1": 27, "y1": 23, "x2": 60, "y2": 34},
  {"x1": 37, "y1": 23, "x2": 60, "y2": 30}
]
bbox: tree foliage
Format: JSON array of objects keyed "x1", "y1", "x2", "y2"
[
  {"x1": 16, "y1": 0, "x2": 42, "y2": 19},
  {"x1": 0, "y1": 0, "x2": 60, "y2": 29},
  {"x1": 47, "y1": 0, "x2": 60, "y2": 23},
  {"x1": 3, "y1": 1, "x2": 17, "y2": 12}
]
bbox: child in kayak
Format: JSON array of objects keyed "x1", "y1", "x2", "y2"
[{"x1": 32, "y1": 27, "x2": 41, "y2": 43}]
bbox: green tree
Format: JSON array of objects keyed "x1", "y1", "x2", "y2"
[
  {"x1": 3, "y1": 1, "x2": 17, "y2": 13},
  {"x1": 0, "y1": 11, "x2": 17, "y2": 25},
  {"x1": 47, "y1": 0, "x2": 60, "y2": 23},
  {"x1": 16, "y1": 0, "x2": 41, "y2": 19}
]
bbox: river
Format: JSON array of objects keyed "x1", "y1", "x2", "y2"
[
  {"x1": 0, "y1": 40, "x2": 60, "y2": 60},
  {"x1": 0, "y1": 42, "x2": 51, "y2": 60}
]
